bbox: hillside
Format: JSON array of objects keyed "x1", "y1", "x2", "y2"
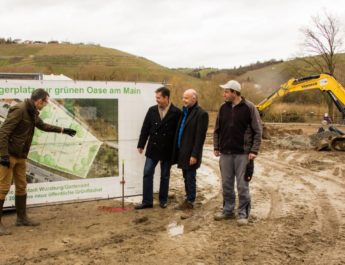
[
  {"x1": 0, "y1": 43, "x2": 170, "y2": 79},
  {"x1": 0, "y1": 43, "x2": 222, "y2": 110},
  {"x1": 2, "y1": 43, "x2": 345, "y2": 114}
]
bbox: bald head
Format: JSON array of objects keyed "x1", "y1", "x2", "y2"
[{"x1": 183, "y1": 89, "x2": 198, "y2": 107}]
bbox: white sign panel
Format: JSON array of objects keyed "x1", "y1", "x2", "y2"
[{"x1": 0, "y1": 80, "x2": 162, "y2": 207}]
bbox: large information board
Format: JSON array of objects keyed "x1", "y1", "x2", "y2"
[{"x1": 0, "y1": 80, "x2": 161, "y2": 207}]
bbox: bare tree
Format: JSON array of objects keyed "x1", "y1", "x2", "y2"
[{"x1": 299, "y1": 12, "x2": 344, "y2": 117}]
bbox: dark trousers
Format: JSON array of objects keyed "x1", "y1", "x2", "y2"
[
  {"x1": 182, "y1": 169, "x2": 197, "y2": 203},
  {"x1": 142, "y1": 157, "x2": 171, "y2": 205}
]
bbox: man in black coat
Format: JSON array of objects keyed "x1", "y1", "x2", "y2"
[
  {"x1": 173, "y1": 89, "x2": 209, "y2": 210},
  {"x1": 135, "y1": 87, "x2": 181, "y2": 209}
]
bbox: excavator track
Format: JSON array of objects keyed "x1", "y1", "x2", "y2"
[{"x1": 330, "y1": 136, "x2": 345, "y2": 151}]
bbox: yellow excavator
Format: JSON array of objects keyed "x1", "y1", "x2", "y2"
[
  {"x1": 256, "y1": 73, "x2": 345, "y2": 116},
  {"x1": 256, "y1": 73, "x2": 345, "y2": 151}
]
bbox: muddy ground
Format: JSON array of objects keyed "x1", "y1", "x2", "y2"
[{"x1": 1, "y1": 123, "x2": 345, "y2": 265}]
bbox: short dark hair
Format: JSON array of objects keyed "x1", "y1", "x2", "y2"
[
  {"x1": 230, "y1": 89, "x2": 241, "y2": 96},
  {"x1": 31, "y1": 88, "x2": 50, "y2": 101},
  {"x1": 155, "y1": 87, "x2": 170, "y2": 98}
]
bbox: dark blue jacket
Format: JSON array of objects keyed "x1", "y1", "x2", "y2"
[{"x1": 172, "y1": 103, "x2": 209, "y2": 169}]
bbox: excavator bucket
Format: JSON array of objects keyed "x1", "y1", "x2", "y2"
[
  {"x1": 316, "y1": 139, "x2": 331, "y2": 151},
  {"x1": 330, "y1": 136, "x2": 345, "y2": 151}
]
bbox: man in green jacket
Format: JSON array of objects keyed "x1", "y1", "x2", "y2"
[{"x1": 0, "y1": 88, "x2": 76, "y2": 236}]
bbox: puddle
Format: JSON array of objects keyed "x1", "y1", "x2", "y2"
[
  {"x1": 198, "y1": 164, "x2": 218, "y2": 187},
  {"x1": 167, "y1": 221, "x2": 184, "y2": 237},
  {"x1": 197, "y1": 151, "x2": 220, "y2": 202}
]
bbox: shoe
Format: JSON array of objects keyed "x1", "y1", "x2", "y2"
[
  {"x1": 159, "y1": 202, "x2": 168, "y2": 209},
  {"x1": 180, "y1": 211, "x2": 193, "y2": 219},
  {"x1": 134, "y1": 203, "x2": 153, "y2": 210},
  {"x1": 174, "y1": 200, "x2": 193, "y2": 210},
  {"x1": 214, "y1": 212, "x2": 235, "y2": 221},
  {"x1": 237, "y1": 218, "x2": 248, "y2": 226}
]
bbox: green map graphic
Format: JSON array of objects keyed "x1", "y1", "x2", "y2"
[{"x1": 29, "y1": 102, "x2": 102, "y2": 178}]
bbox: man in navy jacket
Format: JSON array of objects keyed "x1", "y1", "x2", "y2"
[{"x1": 173, "y1": 89, "x2": 209, "y2": 210}]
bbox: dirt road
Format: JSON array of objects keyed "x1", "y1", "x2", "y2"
[{"x1": 2, "y1": 129, "x2": 345, "y2": 264}]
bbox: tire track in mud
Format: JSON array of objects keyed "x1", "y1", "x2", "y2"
[
  {"x1": 4, "y1": 228, "x2": 138, "y2": 265},
  {"x1": 272, "y1": 150, "x2": 345, "y2": 188},
  {"x1": 197, "y1": 147, "x2": 341, "y2": 264},
  {"x1": 259, "y1": 155, "x2": 341, "y2": 236},
  {"x1": 178, "y1": 148, "x2": 310, "y2": 264},
  {"x1": 4, "y1": 153, "x2": 224, "y2": 265},
  {"x1": 158, "y1": 151, "x2": 225, "y2": 264},
  {"x1": 257, "y1": 152, "x2": 343, "y2": 264},
  {"x1": 283, "y1": 154, "x2": 345, "y2": 263},
  {"x1": 253, "y1": 175, "x2": 285, "y2": 219},
  {"x1": 235, "y1": 160, "x2": 317, "y2": 264},
  {"x1": 166, "y1": 149, "x2": 293, "y2": 264},
  {"x1": 138, "y1": 151, "x2": 234, "y2": 264},
  {"x1": 263, "y1": 183, "x2": 285, "y2": 219},
  {"x1": 140, "y1": 149, "x2": 249, "y2": 264},
  {"x1": 4, "y1": 147, "x2": 345, "y2": 264}
]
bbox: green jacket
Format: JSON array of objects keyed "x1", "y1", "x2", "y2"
[{"x1": 0, "y1": 99, "x2": 62, "y2": 158}]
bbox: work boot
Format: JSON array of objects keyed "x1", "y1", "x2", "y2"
[
  {"x1": 174, "y1": 199, "x2": 194, "y2": 210},
  {"x1": 214, "y1": 212, "x2": 236, "y2": 221},
  {"x1": 15, "y1": 195, "x2": 40, "y2": 226},
  {"x1": 237, "y1": 218, "x2": 249, "y2": 226},
  {"x1": 0, "y1": 199, "x2": 11, "y2": 236}
]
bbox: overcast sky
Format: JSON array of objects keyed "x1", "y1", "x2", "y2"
[{"x1": 1, "y1": 0, "x2": 344, "y2": 69}]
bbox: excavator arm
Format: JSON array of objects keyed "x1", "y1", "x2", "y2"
[
  {"x1": 257, "y1": 74, "x2": 345, "y2": 151},
  {"x1": 256, "y1": 74, "x2": 345, "y2": 117}
]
